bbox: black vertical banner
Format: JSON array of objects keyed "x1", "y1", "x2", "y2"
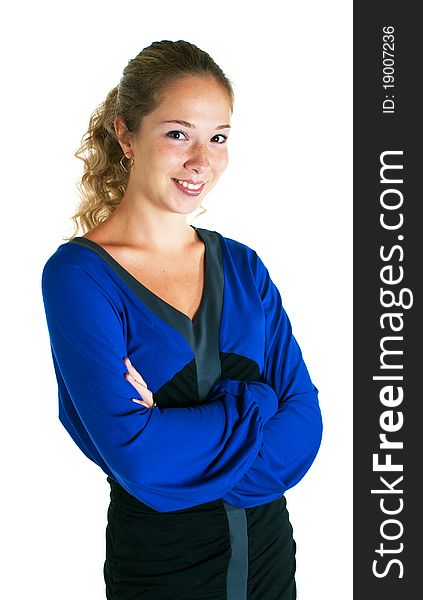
[{"x1": 354, "y1": 2, "x2": 421, "y2": 598}]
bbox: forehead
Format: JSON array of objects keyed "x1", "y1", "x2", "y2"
[{"x1": 153, "y1": 76, "x2": 231, "y2": 120}]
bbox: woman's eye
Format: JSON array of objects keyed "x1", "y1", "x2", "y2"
[
  {"x1": 211, "y1": 134, "x2": 228, "y2": 144},
  {"x1": 166, "y1": 130, "x2": 187, "y2": 140}
]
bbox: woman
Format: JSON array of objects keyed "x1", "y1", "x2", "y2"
[{"x1": 41, "y1": 40, "x2": 323, "y2": 600}]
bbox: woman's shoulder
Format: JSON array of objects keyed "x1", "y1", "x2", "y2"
[
  {"x1": 202, "y1": 227, "x2": 274, "y2": 289},
  {"x1": 42, "y1": 236, "x2": 105, "y2": 273},
  {"x1": 198, "y1": 227, "x2": 258, "y2": 261},
  {"x1": 197, "y1": 227, "x2": 271, "y2": 286},
  {"x1": 41, "y1": 237, "x2": 113, "y2": 300}
]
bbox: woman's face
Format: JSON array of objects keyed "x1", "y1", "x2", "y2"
[{"x1": 128, "y1": 75, "x2": 232, "y2": 215}]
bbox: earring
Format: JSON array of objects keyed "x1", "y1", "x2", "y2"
[{"x1": 120, "y1": 153, "x2": 134, "y2": 173}]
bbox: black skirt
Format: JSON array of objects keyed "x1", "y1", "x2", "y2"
[{"x1": 104, "y1": 476, "x2": 296, "y2": 600}]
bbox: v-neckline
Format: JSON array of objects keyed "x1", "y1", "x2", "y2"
[{"x1": 69, "y1": 225, "x2": 209, "y2": 328}]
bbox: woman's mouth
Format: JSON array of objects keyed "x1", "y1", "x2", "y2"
[{"x1": 171, "y1": 178, "x2": 206, "y2": 196}]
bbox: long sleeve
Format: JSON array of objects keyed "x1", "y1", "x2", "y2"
[
  {"x1": 221, "y1": 251, "x2": 323, "y2": 507},
  {"x1": 41, "y1": 256, "x2": 279, "y2": 512}
]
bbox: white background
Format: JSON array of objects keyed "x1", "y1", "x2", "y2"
[{"x1": 1, "y1": 1, "x2": 352, "y2": 598}]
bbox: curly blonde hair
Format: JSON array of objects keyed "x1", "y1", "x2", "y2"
[{"x1": 65, "y1": 40, "x2": 235, "y2": 240}]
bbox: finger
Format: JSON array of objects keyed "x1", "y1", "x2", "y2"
[
  {"x1": 124, "y1": 357, "x2": 148, "y2": 387},
  {"x1": 125, "y1": 375, "x2": 154, "y2": 408},
  {"x1": 125, "y1": 372, "x2": 148, "y2": 395},
  {"x1": 131, "y1": 398, "x2": 150, "y2": 408},
  {"x1": 132, "y1": 398, "x2": 155, "y2": 410}
]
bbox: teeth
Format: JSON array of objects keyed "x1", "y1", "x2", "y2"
[{"x1": 175, "y1": 179, "x2": 204, "y2": 190}]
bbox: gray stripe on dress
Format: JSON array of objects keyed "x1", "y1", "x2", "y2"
[{"x1": 223, "y1": 501, "x2": 249, "y2": 599}]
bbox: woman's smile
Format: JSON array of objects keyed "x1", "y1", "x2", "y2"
[{"x1": 171, "y1": 177, "x2": 207, "y2": 196}]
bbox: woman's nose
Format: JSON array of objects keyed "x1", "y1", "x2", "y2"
[{"x1": 184, "y1": 144, "x2": 210, "y2": 172}]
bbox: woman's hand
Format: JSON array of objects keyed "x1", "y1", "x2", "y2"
[{"x1": 123, "y1": 357, "x2": 157, "y2": 410}]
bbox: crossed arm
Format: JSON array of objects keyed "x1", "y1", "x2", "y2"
[{"x1": 42, "y1": 251, "x2": 322, "y2": 512}]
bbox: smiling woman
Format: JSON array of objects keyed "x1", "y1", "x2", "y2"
[
  {"x1": 108, "y1": 74, "x2": 231, "y2": 216},
  {"x1": 41, "y1": 39, "x2": 322, "y2": 600},
  {"x1": 68, "y1": 43, "x2": 235, "y2": 238}
]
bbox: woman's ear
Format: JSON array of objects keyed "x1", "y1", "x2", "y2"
[{"x1": 114, "y1": 116, "x2": 133, "y2": 156}]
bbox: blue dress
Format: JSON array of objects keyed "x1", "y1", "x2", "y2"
[{"x1": 41, "y1": 225, "x2": 323, "y2": 599}]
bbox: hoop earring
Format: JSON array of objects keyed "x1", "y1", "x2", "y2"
[{"x1": 120, "y1": 153, "x2": 134, "y2": 173}]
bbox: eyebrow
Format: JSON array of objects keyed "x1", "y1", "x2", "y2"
[{"x1": 161, "y1": 119, "x2": 231, "y2": 130}]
